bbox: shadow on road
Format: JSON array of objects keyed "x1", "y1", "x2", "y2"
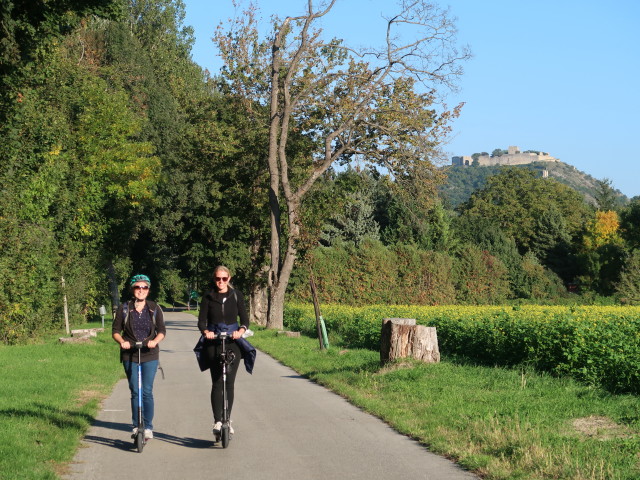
[
  {"x1": 82, "y1": 434, "x2": 135, "y2": 452},
  {"x1": 86, "y1": 419, "x2": 213, "y2": 450},
  {"x1": 154, "y1": 432, "x2": 212, "y2": 449}
]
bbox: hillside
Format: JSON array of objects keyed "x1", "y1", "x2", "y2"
[{"x1": 440, "y1": 161, "x2": 628, "y2": 208}]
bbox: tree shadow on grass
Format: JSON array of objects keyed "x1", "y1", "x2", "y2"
[{"x1": 0, "y1": 403, "x2": 93, "y2": 430}]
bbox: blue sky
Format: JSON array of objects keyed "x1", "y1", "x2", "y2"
[{"x1": 182, "y1": 0, "x2": 640, "y2": 199}]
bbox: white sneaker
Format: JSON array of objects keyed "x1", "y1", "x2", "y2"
[
  {"x1": 144, "y1": 429, "x2": 153, "y2": 440},
  {"x1": 229, "y1": 424, "x2": 234, "y2": 435},
  {"x1": 131, "y1": 427, "x2": 138, "y2": 439},
  {"x1": 213, "y1": 421, "x2": 222, "y2": 437}
]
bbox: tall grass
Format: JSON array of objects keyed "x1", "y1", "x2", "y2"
[
  {"x1": 251, "y1": 329, "x2": 640, "y2": 480},
  {"x1": 0, "y1": 327, "x2": 122, "y2": 479}
]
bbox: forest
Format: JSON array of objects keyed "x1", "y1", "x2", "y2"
[{"x1": 1, "y1": 0, "x2": 639, "y2": 344}]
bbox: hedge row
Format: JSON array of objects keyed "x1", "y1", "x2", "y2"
[{"x1": 284, "y1": 304, "x2": 640, "y2": 394}]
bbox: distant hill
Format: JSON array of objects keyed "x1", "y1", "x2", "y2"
[{"x1": 440, "y1": 161, "x2": 628, "y2": 208}]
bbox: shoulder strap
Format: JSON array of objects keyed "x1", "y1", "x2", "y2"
[
  {"x1": 123, "y1": 302, "x2": 158, "y2": 327},
  {"x1": 122, "y1": 303, "x2": 130, "y2": 326}
]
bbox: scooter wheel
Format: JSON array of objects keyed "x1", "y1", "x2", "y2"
[
  {"x1": 221, "y1": 425, "x2": 230, "y2": 448},
  {"x1": 136, "y1": 432, "x2": 145, "y2": 453}
]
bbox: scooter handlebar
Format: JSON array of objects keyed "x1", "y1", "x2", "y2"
[{"x1": 206, "y1": 331, "x2": 235, "y2": 340}]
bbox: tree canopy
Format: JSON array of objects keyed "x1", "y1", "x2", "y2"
[{"x1": 2, "y1": 0, "x2": 637, "y2": 343}]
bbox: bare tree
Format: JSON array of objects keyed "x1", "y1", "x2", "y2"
[{"x1": 215, "y1": 0, "x2": 470, "y2": 329}]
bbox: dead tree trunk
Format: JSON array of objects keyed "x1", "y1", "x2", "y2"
[{"x1": 380, "y1": 318, "x2": 440, "y2": 365}]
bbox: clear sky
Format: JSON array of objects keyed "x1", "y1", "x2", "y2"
[{"x1": 182, "y1": 0, "x2": 640, "y2": 199}]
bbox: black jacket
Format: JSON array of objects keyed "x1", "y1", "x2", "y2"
[
  {"x1": 198, "y1": 288, "x2": 249, "y2": 333},
  {"x1": 112, "y1": 300, "x2": 166, "y2": 363}
]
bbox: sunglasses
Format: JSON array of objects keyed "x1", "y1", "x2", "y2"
[
  {"x1": 133, "y1": 285, "x2": 149, "y2": 290},
  {"x1": 214, "y1": 276, "x2": 229, "y2": 282}
]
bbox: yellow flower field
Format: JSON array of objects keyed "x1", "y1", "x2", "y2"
[{"x1": 284, "y1": 304, "x2": 640, "y2": 393}]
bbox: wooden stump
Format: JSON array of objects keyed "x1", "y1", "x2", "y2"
[
  {"x1": 59, "y1": 336, "x2": 92, "y2": 344},
  {"x1": 71, "y1": 328, "x2": 104, "y2": 337},
  {"x1": 277, "y1": 331, "x2": 301, "y2": 338},
  {"x1": 380, "y1": 318, "x2": 440, "y2": 365}
]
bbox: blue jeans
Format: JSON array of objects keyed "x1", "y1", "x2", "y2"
[{"x1": 123, "y1": 359, "x2": 158, "y2": 430}]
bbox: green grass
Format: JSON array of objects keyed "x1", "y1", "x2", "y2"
[
  {"x1": 0, "y1": 324, "x2": 122, "y2": 480},
  {"x1": 3, "y1": 315, "x2": 640, "y2": 479},
  {"x1": 251, "y1": 329, "x2": 640, "y2": 480}
]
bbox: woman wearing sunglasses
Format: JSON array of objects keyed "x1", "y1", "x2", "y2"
[
  {"x1": 112, "y1": 274, "x2": 166, "y2": 441},
  {"x1": 198, "y1": 265, "x2": 250, "y2": 439}
]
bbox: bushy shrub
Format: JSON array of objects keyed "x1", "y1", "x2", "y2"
[
  {"x1": 284, "y1": 303, "x2": 640, "y2": 394},
  {"x1": 0, "y1": 219, "x2": 59, "y2": 343},
  {"x1": 289, "y1": 241, "x2": 456, "y2": 306},
  {"x1": 516, "y1": 251, "x2": 567, "y2": 300},
  {"x1": 616, "y1": 249, "x2": 640, "y2": 305},
  {"x1": 454, "y1": 244, "x2": 510, "y2": 304}
]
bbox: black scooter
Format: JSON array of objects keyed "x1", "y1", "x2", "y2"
[
  {"x1": 214, "y1": 332, "x2": 235, "y2": 448},
  {"x1": 132, "y1": 341, "x2": 146, "y2": 453}
]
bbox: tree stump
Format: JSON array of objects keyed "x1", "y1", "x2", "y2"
[
  {"x1": 59, "y1": 336, "x2": 92, "y2": 344},
  {"x1": 71, "y1": 328, "x2": 104, "y2": 337},
  {"x1": 277, "y1": 331, "x2": 301, "y2": 337},
  {"x1": 380, "y1": 318, "x2": 440, "y2": 365}
]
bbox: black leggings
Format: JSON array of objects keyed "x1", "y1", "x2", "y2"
[{"x1": 205, "y1": 340, "x2": 242, "y2": 423}]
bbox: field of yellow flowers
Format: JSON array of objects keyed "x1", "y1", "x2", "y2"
[{"x1": 284, "y1": 304, "x2": 640, "y2": 394}]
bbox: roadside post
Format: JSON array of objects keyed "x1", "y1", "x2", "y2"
[{"x1": 99, "y1": 305, "x2": 107, "y2": 328}]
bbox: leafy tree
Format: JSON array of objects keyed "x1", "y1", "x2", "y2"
[
  {"x1": 616, "y1": 249, "x2": 640, "y2": 305},
  {"x1": 0, "y1": 0, "x2": 149, "y2": 341},
  {"x1": 215, "y1": 1, "x2": 470, "y2": 328},
  {"x1": 529, "y1": 204, "x2": 575, "y2": 281},
  {"x1": 459, "y1": 168, "x2": 590, "y2": 255},
  {"x1": 578, "y1": 210, "x2": 626, "y2": 295},
  {"x1": 440, "y1": 164, "x2": 503, "y2": 207},
  {"x1": 517, "y1": 251, "x2": 566, "y2": 300},
  {"x1": 583, "y1": 210, "x2": 623, "y2": 250},
  {"x1": 454, "y1": 244, "x2": 510, "y2": 304},
  {"x1": 594, "y1": 178, "x2": 620, "y2": 211},
  {"x1": 620, "y1": 197, "x2": 640, "y2": 250},
  {"x1": 454, "y1": 215, "x2": 520, "y2": 292},
  {"x1": 453, "y1": 213, "x2": 564, "y2": 299},
  {"x1": 0, "y1": 0, "x2": 122, "y2": 95},
  {"x1": 374, "y1": 174, "x2": 454, "y2": 250},
  {"x1": 321, "y1": 190, "x2": 380, "y2": 247}
]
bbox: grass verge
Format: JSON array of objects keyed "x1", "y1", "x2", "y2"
[
  {"x1": 250, "y1": 329, "x2": 640, "y2": 480},
  {"x1": 0, "y1": 324, "x2": 122, "y2": 479}
]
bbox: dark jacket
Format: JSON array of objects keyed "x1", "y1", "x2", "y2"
[
  {"x1": 198, "y1": 288, "x2": 249, "y2": 332},
  {"x1": 197, "y1": 288, "x2": 255, "y2": 373},
  {"x1": 112, "y1": 300, "x2": 166, "y2": 363}
]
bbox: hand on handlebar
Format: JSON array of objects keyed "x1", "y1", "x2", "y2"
[
  {"x1": 232, "y1": 330, "x2": 243, "y2": 340},
  {"x1": 204, "y1": 331, "x2": 216, "y2": 340},
  {"x1": 119, "y1": 340, "x2": 149, "y2": 350}
]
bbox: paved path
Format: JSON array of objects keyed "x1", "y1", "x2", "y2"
[{"x1": 65, "y1": 312, "x2": 477, "y2": 480}]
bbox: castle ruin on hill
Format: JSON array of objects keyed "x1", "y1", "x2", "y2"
[{"x1": 452, "y1": 146, "x2": 558, "y2": 167}]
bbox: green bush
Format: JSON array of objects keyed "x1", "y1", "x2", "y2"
[
  {"x1": 616, "y1": 249, "x2": 640, "y2": 305},
  {"x1": 284, "y1": 303, "x2": 640, "y2": 394},
  {"x1": 289, "y1": 241, "x2": 456, "y2": 306}
]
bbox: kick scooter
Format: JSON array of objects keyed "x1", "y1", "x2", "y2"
[
  {"x1": 133, "y1": 341, "x2": 146, "y2": 453},
  {"x1": 214, "y1": 331, "x2": 235, "y2": 448}
]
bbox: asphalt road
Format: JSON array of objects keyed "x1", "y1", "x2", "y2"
[{"x1": 64, "y1": 312, "x2": 478, "y2": 480}]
